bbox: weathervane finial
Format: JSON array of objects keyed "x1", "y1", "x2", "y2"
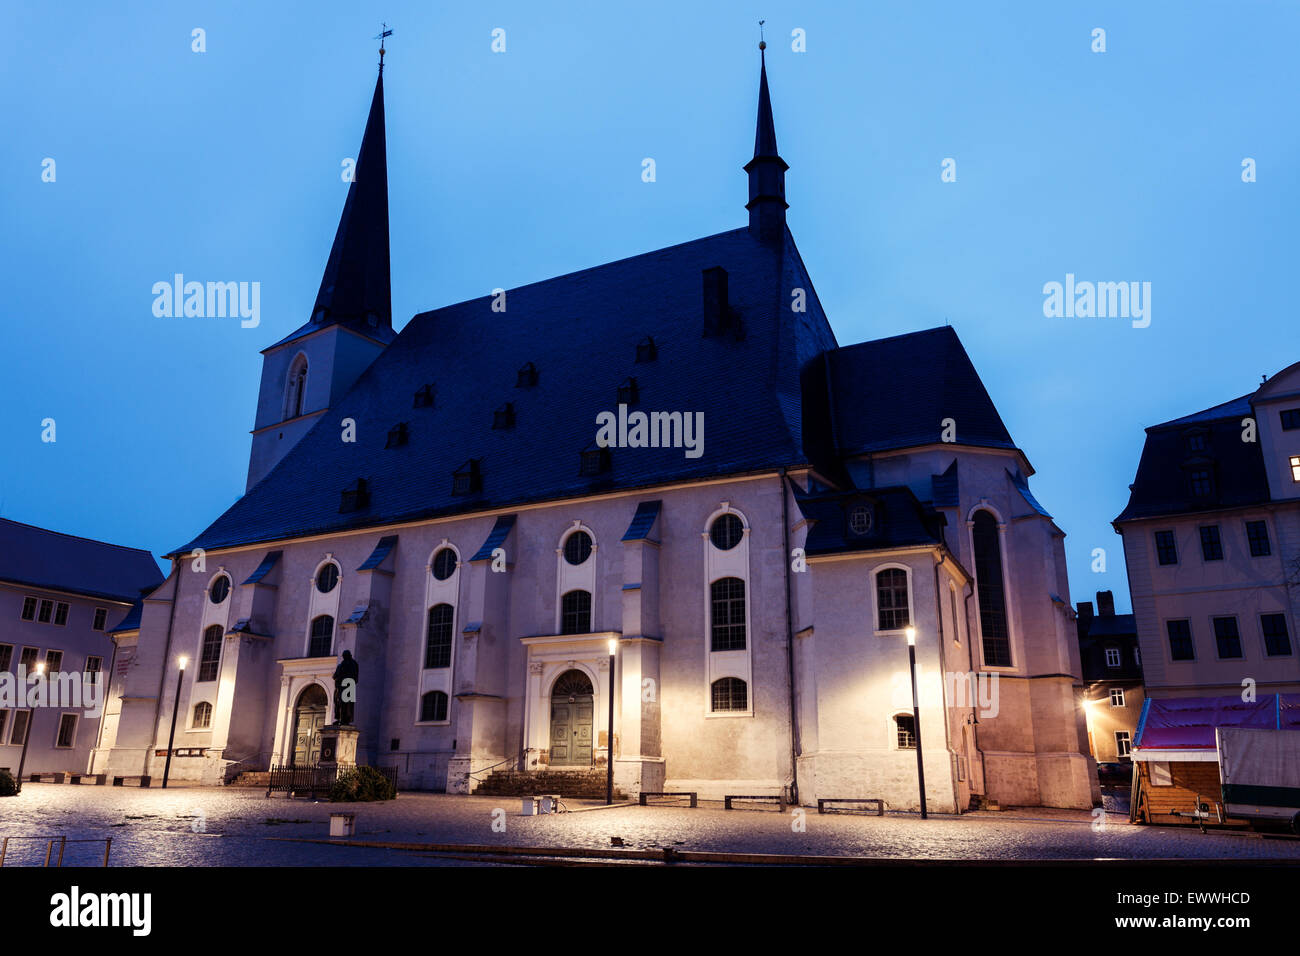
[
  {"x1": 375, "y1": 23, "x2": 393, "y2": 73},
  {"x1": 758, "y1": 19, "x2": 766, "y2": 51}
]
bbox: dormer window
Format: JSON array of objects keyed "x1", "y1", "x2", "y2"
[
  {"x1": 1188, "y1": 468, "x2": 1214, "y2": 498},
  {"x1": 413, "y1": 384, "x2": 436, "y2": 408},
  {"x1": 580, "y1": 447, "x2": 611, "y2": 477},
  {"x1": 385, "y1": 422, "x2": 409, "y2": 448},
  {"x1": 452, "y1": 460, "x2": 482, "y2": 496},
  {"x1": 1184, "y1": 430, "x2": 1208, "y2": 454},
  {"x1": 493, "y1": 403, "x2": 516, "y2": 429},
  {"x1": 618, "y1": 377, "x2": 639, "y2": 405},
  {"x1": 516, "y1": 363, "x2": 538, "y2": 388},
  {"x1": 636, "y1": 336, "x2": 657, "y2": 363},
  {"x1": 339, "y1": 478, "x2": 370, "y2": 513}
]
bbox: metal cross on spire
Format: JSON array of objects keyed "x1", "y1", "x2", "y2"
[{"x1": 375, "y1": 23, "x2": 393, "y2": 73}]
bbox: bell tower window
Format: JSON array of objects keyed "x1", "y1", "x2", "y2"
[{"x1": 285, "y1": 355, "x2": 309, "y2": 420}]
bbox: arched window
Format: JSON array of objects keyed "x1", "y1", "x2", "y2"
[
  {"x1": 425, "y1": 604, "x2": 454, "y2": 669},
  {"x1": 420, "y1": 690, "x2": 449, "y2": 722},
  {"x1": 286, "y1": 355, "x2": 308, "y2": 419},
  {"x1": 895, "y1": 714, "x2": 917, "y2": 749},
  {"x1": 308, "y1": 615, "x2": 334, "y2": 657},
  {"x1": 193, "y1": 701, "x2": 212, "y2": 729},
  {"x1": 197, "y1": 625, "x2": 223, "y2": 682},
  {"x1": 711, "y1": 677, "x2": 748, "y2": 712},
  {"x1": 972, "y1": 511, "x2": 1012, "y2": 667},
  {"x1": 876, "y1": 568, "x2": 910, "y2": 631},
  {"x1": 561, "y1": 590, "x2": 591, "y2": 635},
  {"x1": 710, "y1": 577, "x2": 747, "y2": 651}
]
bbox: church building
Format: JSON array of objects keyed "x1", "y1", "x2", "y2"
[{"x1": 105, "y1": 49, "x2": 1099, "y2": 811}]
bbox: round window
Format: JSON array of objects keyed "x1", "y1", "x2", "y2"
[
  {"x1": 315, "y1": 563, "x2": 339, "y2": 594},
  {"x1": 563, "y1": 531, "x2": 593, "y2": 566},
  {"x1": 710, "y1": 513, "x2": 744, "y2": 551},
  {"x1": 432, "y1": 548, "x2": 457, "y2": 581},
  {"x1": 208, "y1": 575, "x2": 230, "y2": 605},
  {"x1": 848, "y1": 504, "x2": 874, "y2": 536}
]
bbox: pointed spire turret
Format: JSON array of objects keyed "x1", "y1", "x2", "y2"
[
  {"x1": 310, "y1": 67, "x2": 391, "y2": 334},
  {"x1": 745, "y1": 42, "x2": 788, "y2": 241}
]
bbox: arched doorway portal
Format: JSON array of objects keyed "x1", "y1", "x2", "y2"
[
  {"x1": 549, "y1": 669, "x2": 594, "y2": 766},
  {"x1": 292, "y1": 684, "x2": 328, "y2": 767}
]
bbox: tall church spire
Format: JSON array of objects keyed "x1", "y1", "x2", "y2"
[
  {"x1": 744, "y1": 41, "x2": 788, "y2": 241},
  {"x1": 311, "y1": 67, "x2": 391, "y2": 333}
]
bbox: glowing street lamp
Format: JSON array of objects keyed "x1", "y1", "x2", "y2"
[
  {"x1": 606, "y1": 638, "x2": 617, "y2": 805},
  {"x1": 15, "y1": 660, "x2": 47, "y2": 794},
  {"x1": 161, "y1": 656, "x2": 188, "y2": 789},
  {"x1": 905, "y1": 626, "x2": 928, "y2": 820}
]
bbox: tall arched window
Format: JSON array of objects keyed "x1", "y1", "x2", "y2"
[
  {"x1": 972, "y1": 510, "x2": 1012, "y2": 667},
  {"x1": 197, "y1": 625, "x2": 223, "y2": 682},
  {"x1": 876, "y1": 568, "x2": 910, "y2": 631},
  {"x1": 710, "y1": 577, "x2": 747, "y2": 651},
  {"x1": 193, "y1": 701, "x2": 213, "y2": 729},
  {"x1": 308, "y1": 615, "x2": 335, "y2": 658},
  {"x1": 420, "y1": 690, "x2": 449, "y2": 722},
  {"x1": 425, "y1": 604, "x2": 454, "y2": 669},
  {"x1": 561, "y1": 590, "x2": 591, "y2": 635},
  {"x1": 285, "y1": 355, "x2": 308, "y2": 419}
]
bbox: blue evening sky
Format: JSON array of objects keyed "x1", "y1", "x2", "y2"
[{"x1": 3, "y1": 1, "x2": 1297, "y2": 609}]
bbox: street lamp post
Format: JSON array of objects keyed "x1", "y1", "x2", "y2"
[
  {"x1": 905, "y1": 627, "x2": 928, "y2": 820},
  {"x1": 161, "y1": 656, "x2": 188, "y2": 789},
  {"x1": 15, "y1": 661, "x2": 46, "y2": 795},
  {"x1": 606, "y1": 638, "x2": 617, "y2": 805}
]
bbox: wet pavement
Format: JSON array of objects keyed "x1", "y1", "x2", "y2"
[{"x1": 1, "y1": 783, "x2": 1297, "y2": 865}]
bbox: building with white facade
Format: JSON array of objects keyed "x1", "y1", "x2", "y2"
[
  {"x1": 1115, "y1": 364, "x2": 1300, "y2": 700},
  {"x1": 105, "y1": 52, "x2": 1098, "y2": 811}
]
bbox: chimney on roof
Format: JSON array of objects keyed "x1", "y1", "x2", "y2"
[
  {"x1": 1077, "y1": 601, "x2": 1094, "y2": 624},
  {"x1": 1096, "y1": 590, "x2": 1115, "y2": 617}
]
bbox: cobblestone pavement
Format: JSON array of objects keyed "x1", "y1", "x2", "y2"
[{"x1": 2, "y1": 783, "x2": 1298, "y2": 865}]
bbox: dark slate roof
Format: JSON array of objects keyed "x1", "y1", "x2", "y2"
[
  {"x1": 817, "y1": 326, "x2": 1017, "y2": 458},
  {"x1": 621, "y1": 501, "x2": 662, "y2": 541},
  {"x1": 108, "y1": 599, "x2": 145, "y2": 634},
  {"x1": 1077, "y1": 614, "x2": 1143, "y2": 682},
  {"x1": 177, "y1": 225, "x2": 837, "y2": 554},
  {"x1": 930, "y1": 461, "x2": 959, "y2": 507},
  {"x1": 241, "y1": 550, "x2": 281, "y2": 585},
  {"x1": 0, "y1": 518, "x2": 163, "y2": 604},
  {"x1": 358, "y1": 535, "x2": 398, "y2": 571},
  {"x1": 471, "y1": 515, "x2": 517, "y2": 562},
  {"x1": 1008, "y1": 469, "x2": 1051, "y2": 518},
  {"x1": 793, "y1": 483, "x2": 947, "y2": 557},
  {"x1": 1115, "y1": 393, "x2": 1270, "y2": 522}
]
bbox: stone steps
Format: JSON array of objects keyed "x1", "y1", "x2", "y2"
[{"x1": 474, "y1": 769, "x2": 624, "y2": 799}]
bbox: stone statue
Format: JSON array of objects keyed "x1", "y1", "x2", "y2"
[{"x1": 332, "y1": 650, "x2": 359, "y2": 726}]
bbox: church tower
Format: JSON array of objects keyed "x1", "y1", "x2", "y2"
[
  {"x1": 246, "y1": 62, "x2": 395, "y2": 491},
  {"x1": 744, "y1": 42, "x2": 788, "y2": 242}
]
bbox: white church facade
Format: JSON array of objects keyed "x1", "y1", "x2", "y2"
[{"x1": 104, "y1": 52, "x2": 1099, "y2": 812}]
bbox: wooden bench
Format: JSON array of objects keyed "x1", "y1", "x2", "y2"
[
  {"x1": 112, "y1": 775, "x2": 152, "y2": 788},
  {"x1": 639, "y1": 791, "x2": 698, "y2": 808},
  {"x1": 69, "y1": 773, "x2": 107, "y2": 786},
  {"x1": 724, "y1": 794, "x2": 786, "y2": 811},
  {"x1": 27, "y1": 772, "x2": 66, "y2": 784},
  {"x1": 817, "y1": 798, "x2": 884, "y2": 816}
]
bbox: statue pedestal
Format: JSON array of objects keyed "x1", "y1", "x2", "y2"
[{"x1": 318, "y1": 724, "x2": 359, "y2": 769}]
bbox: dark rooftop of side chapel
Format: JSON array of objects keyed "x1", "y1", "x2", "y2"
[
  {"x1": 0, "y1": 517, "x2": 163, "y2": 604},
  {"x1": 176, "y1": 49, "x2": 1024, "y2": 557}
]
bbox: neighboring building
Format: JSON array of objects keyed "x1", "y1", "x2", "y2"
[
  {"x1": 1076, "y1": 589, "x2": 1145, "y2": 764},
  {"x1": 106, "y1": 51, "x2": 1098, "y2": 811},
  {"x1": 1115, "y1": 365, "x2": 1300, "y2": 700},
  {"x1": 0, "y1": 518, "x2": 162, "y2": 777}
]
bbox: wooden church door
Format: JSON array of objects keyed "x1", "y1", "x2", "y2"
[{"x1": 549, "y1": 670, "x2": 594, "y2": 766}]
